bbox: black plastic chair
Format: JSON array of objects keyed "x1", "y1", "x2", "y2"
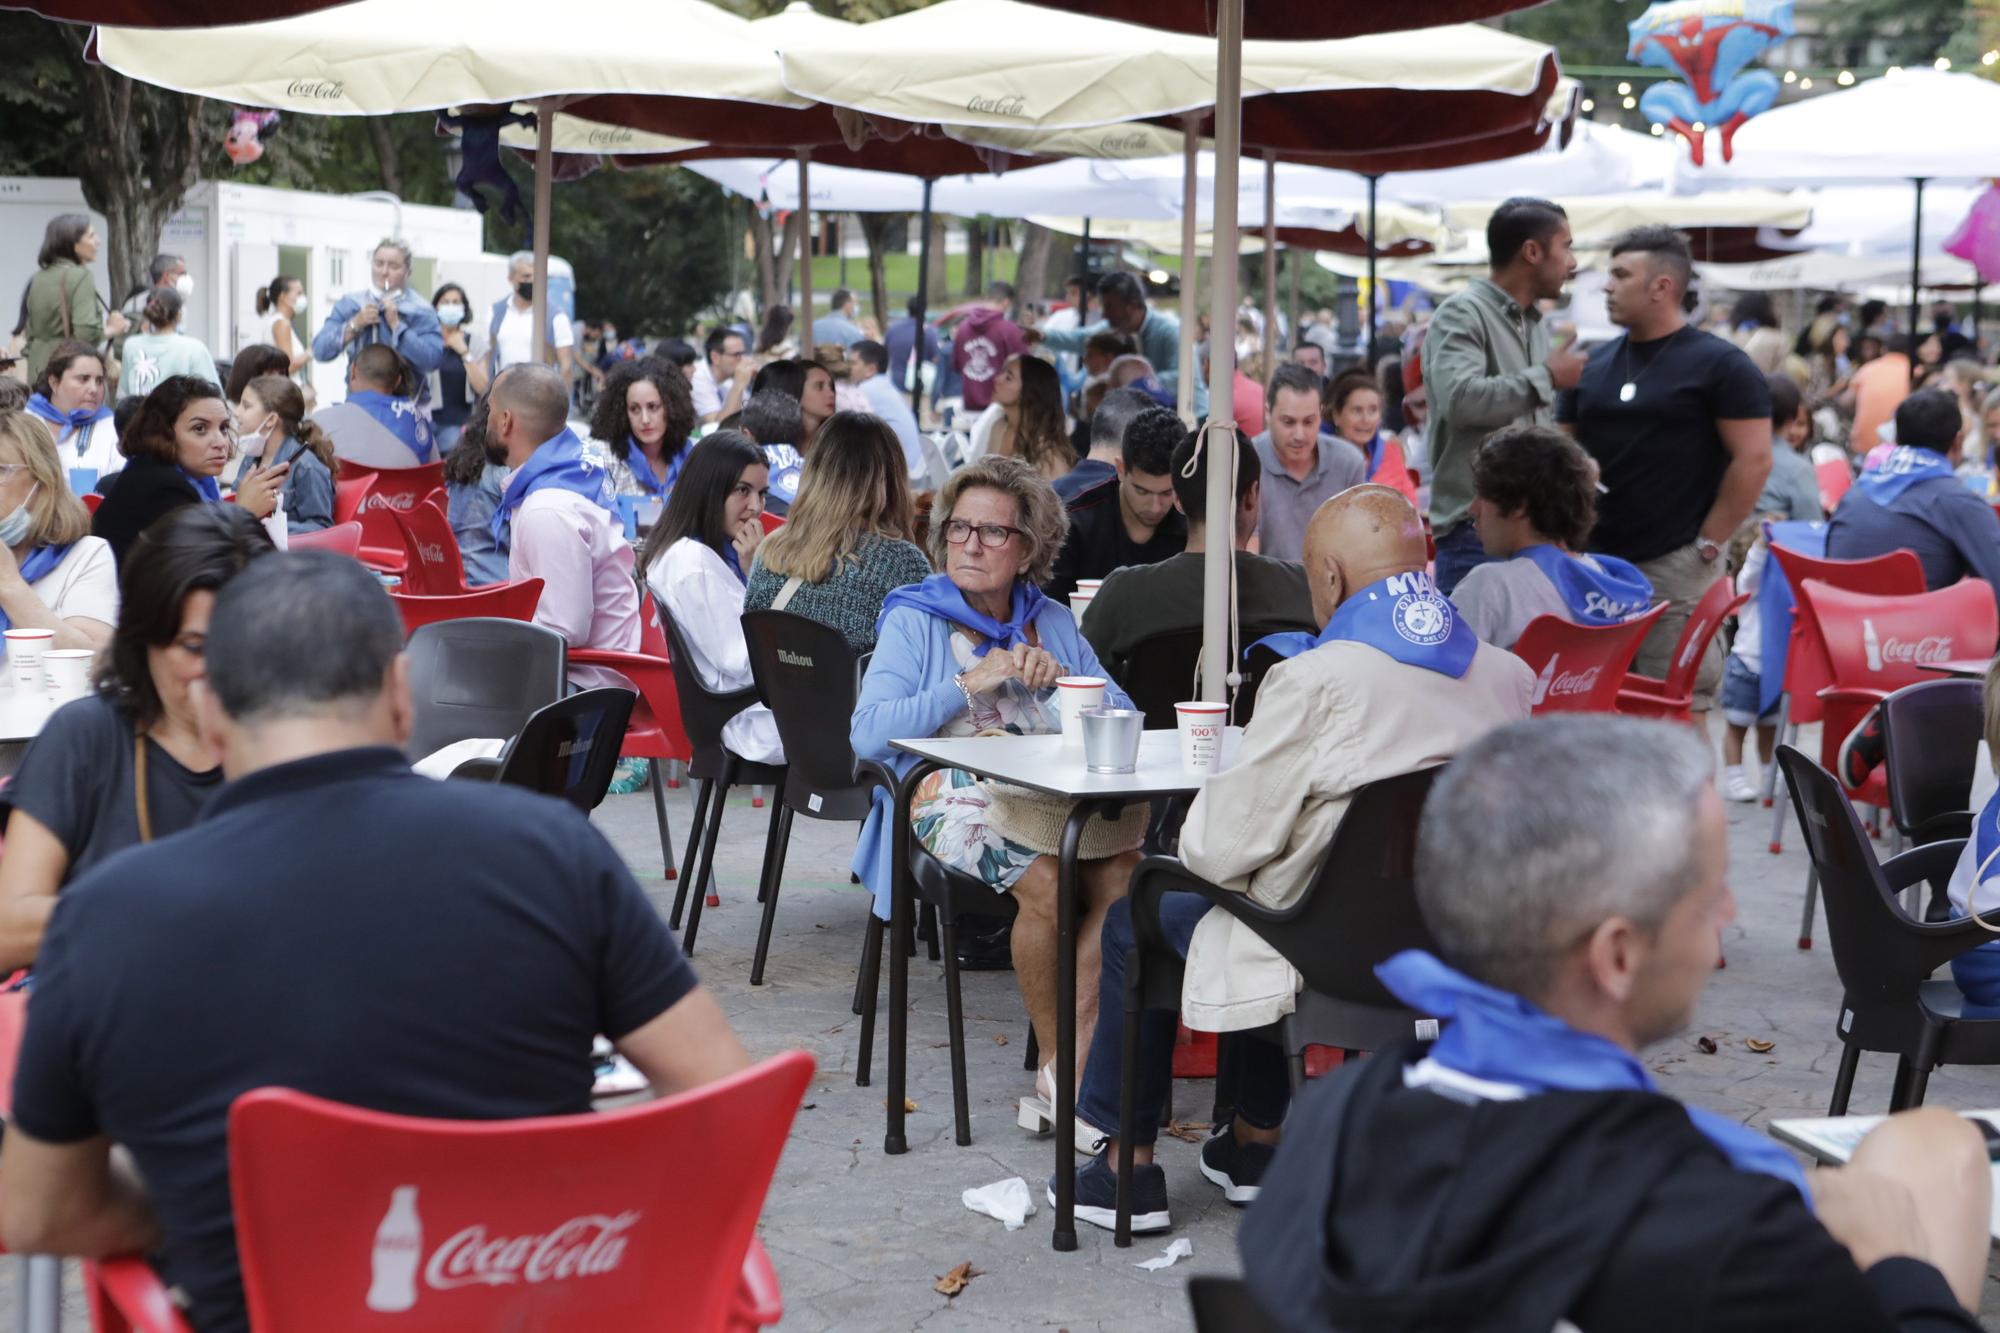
[
  {"x1": 1187, "y1": 1277, "x2": 1284, "y2": 1333},
  {"x1": 660, "y1": 607, "x2": 789, "y2": 957},
  {"x1": 405, "y1": 617, "x2": 568, "y2": 760},
  {"x1": 1777, "y1": 745, "x2": 2000, "y2": 1112},
  {"x1": 1881, "y1": 679, "x2": 1982, "y2": 848},
  {"x1": 1112, "y1": 626, "x2": 1310, "y2": 730},
  {"x1": 1114, "y1": 766, "x2": 1443, "y2": 1244},
  {"x1": 740, "y1": 610, "x2": 895, "y2": 987},
  {"x1": 486, "y1": 687, "x2": 636, "y2": 811}
]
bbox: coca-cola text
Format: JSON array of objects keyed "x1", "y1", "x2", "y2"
[
  {"x1": 424, "y1": 1211, "x2": 639, "y2": 1291},
  {"x1": 1877, "y1": 634, "x2": 1953, "y2": 666}
]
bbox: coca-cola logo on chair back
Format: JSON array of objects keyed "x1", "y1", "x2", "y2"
[{"x1": 226, "y1": 1052, "x2": 813, "y2": 1332}]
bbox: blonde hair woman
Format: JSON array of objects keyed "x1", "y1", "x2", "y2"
[
  {"x1": 743, "y1": 411, "x2": 932, "y2": 652},
  {"x1": 0, "y1": 411, "x2": 118, "y2": 651}
]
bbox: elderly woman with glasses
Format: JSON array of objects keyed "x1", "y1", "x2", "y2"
[{"x1": 851, "y1": 454, "x2": 1144, "y2": 1132}]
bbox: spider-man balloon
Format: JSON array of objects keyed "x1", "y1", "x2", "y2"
[{"x1": 1627, "y1": 0, "x2": 1794, "y2": 166}]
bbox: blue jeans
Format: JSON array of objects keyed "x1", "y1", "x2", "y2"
[
  {"x1": 1432, "y1": 519, "x2": 1494, "y2": 596},
  {"x1": 1075, "y1": 894, "x2": 1289, "y2": 1147}
]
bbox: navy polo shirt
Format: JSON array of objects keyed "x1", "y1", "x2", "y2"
[{"x1": 11, "y1": 746, "x2": 696, "y2": 1333}]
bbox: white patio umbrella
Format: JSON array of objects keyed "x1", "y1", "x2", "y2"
[
  {"x1": 94, "y1": 0, "x2": 799, "y2": 361},
  {"x1": 1670, "y1": 70, "x2": 2000, "y2": 345}
]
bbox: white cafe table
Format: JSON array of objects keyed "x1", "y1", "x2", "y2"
[
  {"x1": 0, "y1": 679, "x2": 60, "y2": 780},
  {"x1": 1770, "y1": 1110, "x2": 2000, "y2": 1242},
  {"x1": 885, "y1": 730, "x2": 1214, "y2": 1252}
]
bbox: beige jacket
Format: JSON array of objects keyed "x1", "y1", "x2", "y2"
[{"x1": 1177, "y1": 637, "x2": 1535, "y2": 1031}]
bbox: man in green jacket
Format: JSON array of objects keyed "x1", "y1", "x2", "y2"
[{"x1": 1424, "y1": 198, "x2": 1586, "y2": 593}]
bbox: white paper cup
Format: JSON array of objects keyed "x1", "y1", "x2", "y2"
[
  {"x1": 1068, "y1": 593, "x2": 1095, "y2": 622},
  {"x1": 1074, "y1": 579, "x2": 1105, "y2": 594},
  {"x1": 5, "y1": 628, "x2": 55, "y2": 690},
  {"x1": 42, "y1": 649, "x2": 93, "y2": 701},
  {"x1": 1174, "y1": 701, "x2": 1230, "y2": 776},
  {"x1": 1056, "y1": 675, "x2": 1107, "y2": 746}
]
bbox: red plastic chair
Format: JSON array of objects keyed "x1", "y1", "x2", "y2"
[
  {"x1": 1511, "y1": 604, "x2": 1667, "y2": 714},
  {"x1": 288, "y1": 522, "x2": 364, "y2": 558},
  {"x1": 1815, "y1": 457, "x2": 1854, "y2": 513},
  {"x1": 389, "y1": 578, "x2": 543, "y2": 637},
  {"x1": 333, "y1": 473, "x2": 376, "y2": 528},
  {"x1": 390, "y1": 500, "x2": 469, "y2": 596},
  {"x1": 756, "y1": 511, "x2": 783, "y2": 534},
  {"x1": 1762, "y1": 545, "x2": 1926, "y2": 843},
  {"x1": 1787, "y1": 578, "x2": 1998, "y2": 948},
  {"x1": 349, "y1": 464, "x2": 449, "y2": 573},
  {"x1": 86, "y1": 1051, "x2": 814, "y2": 1333},
  {"x1": 569, "y1": 592, "x2": 695, "y2": 883},
  {"x1": 1615, "y1": 577, "x2": 1750, "y2": 724},
  {"x1": 80, "y1": 492, "x2": 102, "y2": 515}
]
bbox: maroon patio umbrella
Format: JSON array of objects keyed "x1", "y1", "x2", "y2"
[
  {"x1": 1027, "y1": 0, "x2": 1550, "y2": 39},
  {"x1": 10, "y1": 0, "x2": 353, "y2": 23}
]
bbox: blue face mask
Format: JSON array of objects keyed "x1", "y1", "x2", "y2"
[
  {"x1": 0, "y1": 484, "x2": 38, "y2": 549},
  {"x1": 436, "y1": 303, "x2": 466, "y2": 328}
]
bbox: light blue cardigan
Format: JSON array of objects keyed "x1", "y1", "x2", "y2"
[{"x1": 849, "y1": 598, "x2": 1134, "y2": 920}]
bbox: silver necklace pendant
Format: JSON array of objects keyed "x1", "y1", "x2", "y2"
[{"x1": 1619, "y1": 382, "x2": 1637, "y2": 403}]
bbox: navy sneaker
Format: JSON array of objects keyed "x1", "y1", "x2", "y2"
[
  {"x1": 1199, "y1": 1127, "x2": 1274, "y2": 1205},
  {"x1": 1055, "y1": 1149, "x2": 1171, "y2": 1234}
]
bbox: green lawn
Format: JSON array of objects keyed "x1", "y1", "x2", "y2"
[{"x1": 807, "y1": 251, "x2": 1020, "y2": 312}]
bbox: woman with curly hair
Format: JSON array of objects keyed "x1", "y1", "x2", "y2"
[
  {"x1": 586, "y1": 356, "x2": 696, "y2": 501},
  {"x1": 1448, "y1": 424, "x2": 1654, "y2": 650}
]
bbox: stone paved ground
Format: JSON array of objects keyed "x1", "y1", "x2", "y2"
[{"x1": 9, "y1": 728, "x2": 2000, "y2": 1329}]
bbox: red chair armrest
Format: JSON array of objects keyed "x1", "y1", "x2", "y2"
[
  {"x1": 1815, "y1": 686, "x2": 1892, "y2": 707},
  {"x1": 1619, "y1": 671, "x2": 1668, "y2": 693},
  {"x1": 730, "y1": 1238, "x2": 784, "y2": 1330},
  {"x1": 87, "y1": 1257, "x2": 197, "y2": 1333}
]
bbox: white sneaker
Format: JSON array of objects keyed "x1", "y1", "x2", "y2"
[{"x1": 1722, "y1": 765, "x2": 1758, "y2": 803}]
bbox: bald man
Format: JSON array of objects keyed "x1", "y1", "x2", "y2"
[
  {"x1": 1061, "y1": 485, "x2": 1536, "y2": 1236},
  {"x1": 315, "y1": 343, "x2": 435, "y2": 469},
  {"x1": 488, "y1": 364, "x2": 640, "y2": 690}
]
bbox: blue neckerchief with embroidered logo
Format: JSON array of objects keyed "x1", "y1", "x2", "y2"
[
  {"x1": 25, "y1": 393, "x2": 111, "y2": 437},
  {"x1": 1378, "y1": 949, "x2": 1812, "y2": 1205},
  {"x1": 764, "y1": 444, "x2": 805, "y2": 507},
  {"x1": 0, "y1": 545, "x2": 75, "y2": 632},
  {"x1": 1854, "y1": 445, "x2": 1957, "y2": 505},
  {"x1": 877, "y1": 573, "x2": 1047, "y2": 657},
  {"x1": 177, "y1": 467, "x2": 222, "y2": 502},
  {"x1": 490, "y1": 428, "x2": 616, "y2": 553},
  {"x1": 1249, "y1": 570, "x2": 1476, "y2": 677},
  {"x1": 625, "y1": 438, "x2": 688, "y2": 499},
  {"x1": 1513, "y1": 544, "x2": 1655, "y2": 627},
  {"x1": 346, "y1": 389, "x2": 434, "y2": 464}
]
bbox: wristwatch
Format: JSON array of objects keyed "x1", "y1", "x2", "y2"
[{"x1": 1696, "y1": 536, "x2": 1722, "y2": 563}]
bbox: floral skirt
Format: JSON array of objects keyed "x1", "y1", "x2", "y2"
[{"x1": 911, "y1": 767, "x2": 1044, "y2": 892}]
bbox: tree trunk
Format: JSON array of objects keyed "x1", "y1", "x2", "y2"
[
  {"x1": 859, "y1": 212, "x2": 900, "y2": 329},
  {"x1": 1016, "y1": 222, "x2": 1054, "y2": 305},
  {"x1": 365, "y1": 118, "x2": 405, "y2": 198},
  {"x1": 69, "y1": 32, "x2": 201, "y2": 306},
  {"x1": 750, "y1": 210, "x2": 779, "y2": 315},
  {"x1": 963, "y1": 218, "x2": 985, "y2": 298},
  {"x1": 927, "y1": 213, "x2": 949, "y2": 304}
]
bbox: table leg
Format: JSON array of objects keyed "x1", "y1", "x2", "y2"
[
  {"x1": 18, "y1": 1254, "x2": 58, "y2": 1333},
  {"x1": 1052, "y1": 799, "x2": 1100, "y2": 1253},
  {"x1": 885, "y1": 762, "x2": 937, "y2": 1157}
]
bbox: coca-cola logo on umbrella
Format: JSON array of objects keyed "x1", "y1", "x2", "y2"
[{"x1": 366, "y1": 1186, "x2": 640, "y2": 1313}]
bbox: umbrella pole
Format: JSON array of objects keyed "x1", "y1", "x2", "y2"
[
  {"x1": 798, "y1": 150, "x2": 813, "y2": 345},
  {"x1": 1201, "y1": 0, "x2": 1243, "y2": 709},
  {"x1": 1262, "y1": 151, "x2": 1277, "y2": 368},
  {"x1": 1082, "y1": 215, "x2": 1092, "y2": 288},
  {"x1": 910, "y1": 178, "x2": 934, "y2": 416},
  {"x1": 1365, "y1": 174, "x2": 1379, "y2": 358},
  {"x1": 531, "y1": 97, "x2": 556, "y2": 366},
  {"x1": 1909, "y1": 176, "x2": 1926, "y2": 386},
  {"x1": 1178, "y1": 113, "x2": 1200, "y2": 424}
]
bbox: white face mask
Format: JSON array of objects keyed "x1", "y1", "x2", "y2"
[
  {"x1": 436, "y1": 303, "x2": 465, "y2": 327},
  {"x1": 0, "y1": 483, "x2": 39, "y2": 549},
  {"x1": 173, "y1": 273, "x2": 193, "y2": 298},
  {"x1": 236, "y1": 412, "x2": 278, "y2": 459}
]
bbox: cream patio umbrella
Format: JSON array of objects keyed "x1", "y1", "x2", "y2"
[{"x1": 93, "y1": 0, "x2": 799, "y2": 362}]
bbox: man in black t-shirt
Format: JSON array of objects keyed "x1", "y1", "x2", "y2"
[
  {"x1": 0, "y1": 553, "x2": 750, "y2": 1333},
  {"x1": 1045, "y1": 405, "x2": 1188, "y2": 600},
  {"x1": 1558, "y1": 226, "x2": 1772, "y2": 721},
  {"x1": 1243, "y1": 717, "x2": 1989, "y2": 1333}
]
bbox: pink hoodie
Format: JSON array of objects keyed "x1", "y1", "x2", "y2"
[{"x1": 951, "y1": 306, "x2": 1027, "y2": 411}]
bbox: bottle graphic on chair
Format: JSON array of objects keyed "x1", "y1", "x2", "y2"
[
  {"x1": 367, "y1": 1186, "x2": 422, "y2": 1313},
  {"x1": 1862, "y1": 618, "x2": 1883, "y2": 672}
]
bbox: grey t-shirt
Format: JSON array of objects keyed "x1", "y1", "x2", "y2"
[
  {"x1": 6, "y1": 693, "x2": 223, "y2": 881},
  {"x1": 1449, "y1": 553, "x2": 1613, "y2": 651}
]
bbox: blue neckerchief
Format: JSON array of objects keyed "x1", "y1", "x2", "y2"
[
  {"x1": 1513, "y1": 545, "x2": 1655, "y2": 626},
  {"x1": 764, "y1": 444, "x2": 805, "y2": 506},
  {"x1": 625, "y1": 439, "x2": 687, "y2": 499},
  {"x1": 346, "y1": 389, "x2": 434, "y2": 464},
  {"x1": 1756, "y1": 521, "x2": 1827, "y2": 716},
  {"x1": 490, "y1": 428, "x2": 616, "y2": 552},
  {"x1": 1362, "y1": 431, "x2": 1388, "y2": 480},
  {"x1": 720, "y1": 541, "x2": 746, "y2": 583},
  {"x1": 25, "y1": 393, "x2": 111, "y2": 435},
  {"x1": 1854, "y1": 445, "x2": 1956, "y2": 505},
  {"x1": 877, "y1": 573, "x2": 1046, "y2": 656},
  {"x1": 177, "y1": 467, "x2": 222, "y2": 502},
  {"x1": 1262, "y1": 570, "x2": 1476, "y2": 676},
  {"x1": 1378, "y1": 950, "x2": 1812, "y2": 1205},
  {"x1": 0, "y1": 545, "x2": 75, "y2": 633}
]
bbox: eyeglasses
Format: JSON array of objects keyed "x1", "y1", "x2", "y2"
[
  {"x1": 0, "y1": 464, "x2": 29, "y2": 481},
  {"x1": 942, "y1": 519, "x2": 1022, "y2": 549}
]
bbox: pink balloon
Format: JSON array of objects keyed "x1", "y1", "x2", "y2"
[{"x1": 1944, "y1": 183, "x2": 2000, "y2": 283}]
